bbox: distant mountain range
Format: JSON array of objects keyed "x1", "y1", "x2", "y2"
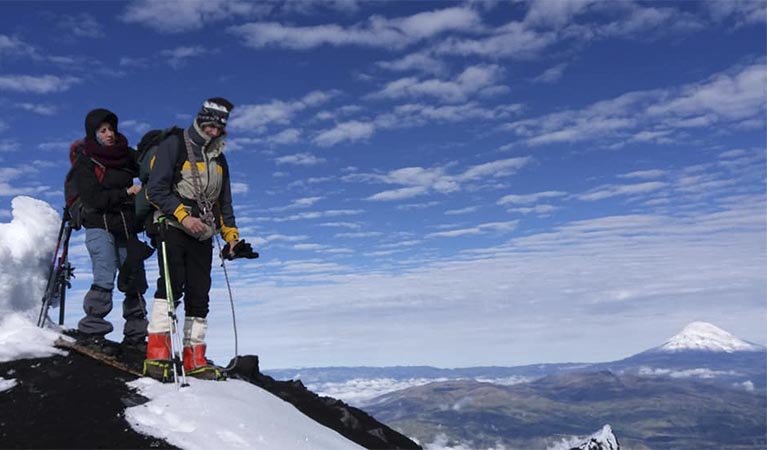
[
  {"x1": 366, "y1": 370, "x2": 765, "y2": 449},
  {"x1": 266, "y1": 321, "x2": 766, "y2": 391},
  {"x1": 265, "y1": 322, "x2": 766, "y2": 449}
]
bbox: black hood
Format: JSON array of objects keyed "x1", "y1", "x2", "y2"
[{"x1": 84, "y1": 108, "x2": 118, "y2": 140}]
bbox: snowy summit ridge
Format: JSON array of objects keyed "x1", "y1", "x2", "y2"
[{"x1": 658, "y1": 322, "x2": 763, "y2": 353}]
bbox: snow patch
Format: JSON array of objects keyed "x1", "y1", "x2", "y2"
[
  {"x1": 0, "y1": 313, "x2": 67, "y2": 362},
  {"x1": 0, "y1": 196, "x2": 60, "y2": 314},
  {"x1": 0, "y1": 377, "x2": 17, "y2": 392},
  {"x1": 125, "y1": 377, "x2": 363, "y2": 450},
  {"x1": 658, "y1": 321, "x2": 763, "y2": 353},
  {"x1": 547, "y1": 424, "x2": 618, "y2": 450}
]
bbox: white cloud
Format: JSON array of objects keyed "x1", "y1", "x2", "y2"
[
  {"x1": 229, "y1": 7, "x2": 481, "y2": 50},
  {"x1": 275, "y1": 152, "x2": 325, "y2": 166},
  {"x1": 269, "y1": 128, "x2": 301, "y2": 145},
  {"x1": 524, "y1": 0, "x2": 598, "y2": 28},
  {"x1": 160, "y1": 46, "x2": 217, "y2": 68},
  {"x1": 314, "y1": 121, "x2": 375, "y2": 147},
  {"x1": 457, "y1": 157, "x2": 532, "y2": 182},
  {"x1": 0, "y1": 140, "x2": 20, "y2": 153},
  {"x1": 437, "y1": 1, "x2": 706, "y2": 61},
  {"x1": 397, "y1": 201, "x2": 440, "y2": 211},
  {"x1": 507, "y1": 204, "x2": 559, "y2": 215},
  {"x1": 618, "y1": 169, "x2": 667, "y2": 179},
  {"x1": 230, "y1": 182, "x2": 249, "y2": 195},
  {"x1": 119, "y1": 56, "x2": 148, "y2": 68},
  {"x1": 122, "y1": 0, "x2": 270, "y2": 33},
  {"x1": 271, "y1": 209, "x2": 363, "y2": 222},
  {"x1": 56, "y1": 13, "x2": 104, "y2": 38},
  {"x1": 704, "y1": 0, "x2": 767, "y2": 26},
  {"x1": 335, "y1": 231, "x2": 382, "y2": 238},
  {"x1": 428, "y1": 220, "x2": 518, "y2": 238},
  {"x1": 379, "y1": 166, "x2": 457, "y2": 195},
  {"x1": 498, "y1": 191, "x2": 567, "y2": 205},
  {"x1": 368, "y1": 186, "x2": 429, "y2": 201},
  {"x1": 0, "y1": 34, "x2": 36, "y2": 59},
  {"x1": 37, "y1": 141, "x2": 71, "y2": 152},
  {"x1": 293, "y1": 243, "x2": 328, "y2": 251},
  {"x1": 578, "y1": 181, "x2": 668, "y2": 201},
  {"x1": 120, "y1": 119, "x2": 152, "y2": 135},
  {"x1": 0, "y1": 75, "x2": 81, "y2": 94},
  {"x1": 506, "y1": 63, "x2": 767, "y2": 146},
  {"x1": 313, "y1": 100, "x2": 522, "y2": 148},
  {"x1": 533, "y1": 63, "x2": 567, "y2": 83},
  {"x1": 436, "y1": 21, "x2": 557, "y2": 59},
  {"x1": 392, "y1": 102, "x2": 523, "y2": 123},
  {"x1": 276, "y1": 0, "x2": 361, "y2": 16},
  {"x1": 254, "y1": 234, "x2": 309, "y2": 247},
  {"x1": 230, "y1": 90, "x2": 337, "y2": 131},
  {"x1": 376, "y1": 52, "x2": 449, "y2": 76},
  {"x1": 372, "y1": 64, "x2": 506, "y2": 103},
  {"x1": 15, "y1": 103, "x2": 57, "y2": 115},
  {"x1": 0, "y1": 167, "x2": 50, "y2": 197},
  {"x1": 268, "y1": 197, "x2": 324, "y2": 212},
  {"x1": 646, "y1": 63, "x2": 767, "y2": 121},
  {"x1": 359, "y1": 157, "x2": 530, "y2": 202},
  {"x1": 445, "y1": 206, "x2": 479, "y2": 215}
]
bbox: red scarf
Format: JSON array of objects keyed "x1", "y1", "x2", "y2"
[{"x1": 82, "y1": 133, "x2": 131, "y2": 169}]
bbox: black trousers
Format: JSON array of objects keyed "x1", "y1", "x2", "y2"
[{"x1": 154, "y1": 226, "x2": 212, "y2": 318}]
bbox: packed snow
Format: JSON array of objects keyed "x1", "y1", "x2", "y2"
[
  {"x1": 659, "y1": 321, "x2": 764, "y2": 352},
  {"x1": 0, "y1": 314, "x2": 67, "y2": 362},
  {"x1": 125, "y1": 378, "x2": 363, "y2": 450},
  {"x1": 0, "y1": 196, "x2": 60, "y2": 314}
]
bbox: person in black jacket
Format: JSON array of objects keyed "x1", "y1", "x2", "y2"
[
  {"x1": 72, "y1": 108, "x2": 147, "y2": 352},
  {"x1": 144, "y1": 98, "x2": 241, "y2": 380}
]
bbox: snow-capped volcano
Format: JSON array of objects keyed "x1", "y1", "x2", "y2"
[{"x1": 658, "y1": 322, "x2": 764, "y2": 353}]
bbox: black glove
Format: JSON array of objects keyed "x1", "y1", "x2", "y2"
[{"x1": 221, "y1": 240, "x2": 259, "y2": 261}]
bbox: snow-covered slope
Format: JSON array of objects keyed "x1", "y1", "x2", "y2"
[
  {"x1": 126, "y1": 378, "x2": 363, "y2": 450},
  {"x1": 657, "y1": 321, "x2": 764, "y2": 353}
]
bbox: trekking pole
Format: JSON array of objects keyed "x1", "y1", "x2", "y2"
[
  {"x1": 57, "y1": 221, "x2": 75, "y2": 326},
  {"x1": 214, "y1": 235, "x2": 239, "y2": 373},
  {"x1": 37, "y1": 208, "x2": 71, "y2": 328},
  {"x1": 158, "y1": 217, "x2": 189, "y2": 388}
]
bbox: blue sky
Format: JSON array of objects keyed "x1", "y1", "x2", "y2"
[{"x1": 0, "y1": 0, "x2": 765, "y2": 369}]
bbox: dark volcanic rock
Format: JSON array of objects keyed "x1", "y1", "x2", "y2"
[
  {"x1": 0, "y1": 350, "x2": 174, "y2": 449},
  {"x1": 228, "y1": 355, "x2": 422, "y2": 450}
]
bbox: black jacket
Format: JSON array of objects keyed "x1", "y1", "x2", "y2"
[{"x1": 72, "y1": 149, "x2": 139, "y2": 238}]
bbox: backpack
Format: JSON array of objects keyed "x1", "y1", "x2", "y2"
[
  {"x1": 64, "y1": 141, "x2": 104, "y2": 230},
  {"x1": 134, "y1": 127, "x2": 184, "y2": 231}
]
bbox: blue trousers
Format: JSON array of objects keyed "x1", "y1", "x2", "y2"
[{"x1": 78, "y1": 228, "x2": 147, "y2": 339}]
